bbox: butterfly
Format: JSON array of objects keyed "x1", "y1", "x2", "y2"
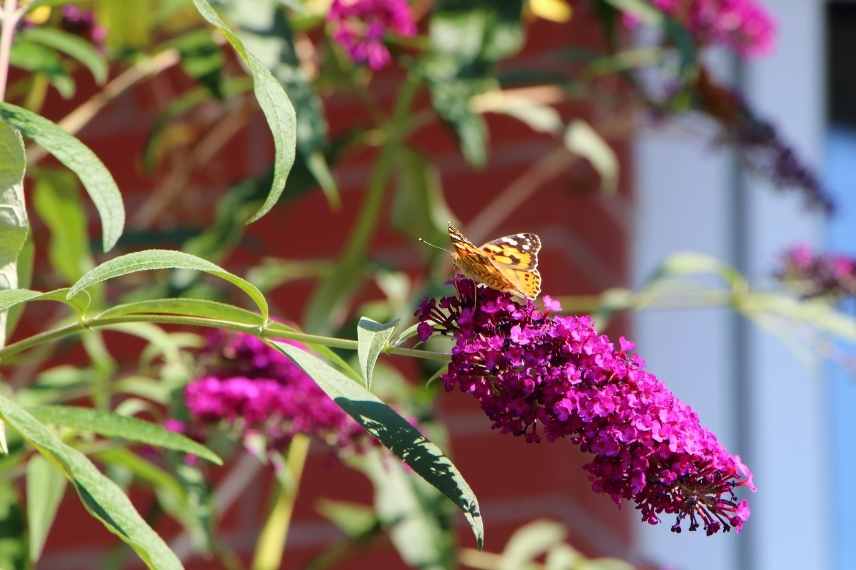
[{"x1": 447, "y1": 223, "x2": 542, "y2": 300}]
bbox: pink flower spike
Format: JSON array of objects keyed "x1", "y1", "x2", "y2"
[{"x1": 416, "y1": 276, "x2": 755, "y2": 535}]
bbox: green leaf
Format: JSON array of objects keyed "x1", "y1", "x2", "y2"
[
  {"x1": 246, "y1": 257, "x2": 333, "y2": 293},
  {"x1": 0, "y1": 288, "x2": 80, "y2": 316},
  {"x1": 499, "y1": 520, "x2": 566, "y2": 570},
  {"x1": 428, "y1": 78, "x2": 490, "y2": 167},
  {"x1": 474, "y1": 91, "x2": 562, "y2": 134},
  {"x1": 392, "y1": 149, "x2": 453, "y2": 248},
  {"x1": 0, "y1": 121, "x2": 29, "y2": 348},
  {"x1": 96, "y1": 298, "x2": 262, "y2": 326},
  {"x1": 654, "y1": 252, "x2": 747, "y2": 290},
  {"x1": 26, "y1": 455, "x2": 67, "y2": 563},
  {"x1": 33, "y1": 170, "x2": 94, "y2": 284},
  {"x1": 316, "y1": 499, "x2": 378, "y2": 538},
  {"x1": 544, "y1": 544, "x2": 579, "y2": 570},
  {"x1": 360, "y1": 450, "x2": 454, "y2": 570},
  {"x1": 270, "y1": 341, "x2": 484, "y2": 547},
  {"x1": 9, "y1": 40, "x2": 75, "y2": 98},
  {"x1": 29, "y1": 406, "x2": 222, "y2": 464},
  {"x1": 95, "y1": 0, "x2": 153, "y2": 50},
  {"x1": 357, "y1": 317, "x2": 398, "y2": 390},
  {"x1": 0, "y1": 481, "x2": 26, "y2": 570},
  {"x1": 563, "y1": 120, "x2": 618, "y2": 194},
  {"x1": 7, "y1": 234, "x2": 34, "y2": 338},
  {"x1": 603, "y1": 0, "x2": 663, "y2": 25},
  {"x1": 142, "y1": 79, "x2": 253, "y2": 171},
  {"x1": 0, "y1": 393, "x2": 183, "y2": 569},
  {"x1": 68, "y1": 249, "x2": 269, "y2": 321},
  {"x1": 0, "y1": 103, "x2": 124, "y2": 252},
  {"x1": 95, "y1": 447, "x2": 209, "y2": 547},
  {"x1": 228, "y1": 0, "x2": 339, "y2": 208},
  {"x1": 430, "y1": 1, "x2": 525, "y2": 62},
  {"x1": 192, "y1": 0, "x2": 298, "y2": 223},
  {"x1": 170, "y1": 29, "x2": 226, "y2": 97},
  {"x1": 18, "y1": 28, "x2": 108, "y2": 84},
  {"x1": 427, "y1": 1, "x2": 525, "y2": 166}
]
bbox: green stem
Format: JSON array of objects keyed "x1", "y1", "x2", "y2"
[
  {"x1": 0, "y1": 0, "x2": 17, "y2": 102},
  {"x1": 0, "y1": 313, "x2": 450, "y2": 363},
  {"x1": 557, "y1": 288, "x2": 737, "y2": 314},
  {"x1": 303, "y1": 72, "x2": 422, "y2": 333},
  {"x1": 251, "y1": 435, "x2": 311, "y2": 570}
]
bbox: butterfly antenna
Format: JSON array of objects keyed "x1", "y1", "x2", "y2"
[{"x1": 417, "y1": 237, "x2": 452, "y2": 255}]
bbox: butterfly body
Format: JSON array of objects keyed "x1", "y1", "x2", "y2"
[{"x1": 447, "y1": 223, "x2": 542, "y2": 300}]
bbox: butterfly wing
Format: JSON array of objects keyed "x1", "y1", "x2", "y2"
[
  {"x1": 448, "y1": 223, "x2": 518, "y2": 292},
  {"x1": 493, "y1": 265, "x2": 542, "y2": 300},
  {"x1": 479, "y1": 233, "x2": 542, "y2": 271},
  {"x1": 480, "y1": 233, "x2": 542, "y2": 300}
]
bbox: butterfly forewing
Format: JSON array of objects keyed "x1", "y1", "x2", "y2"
[{"x1": 480, "y1": 233, "x2": 542, "y2": 270}]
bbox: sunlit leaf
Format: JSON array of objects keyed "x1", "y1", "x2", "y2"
[
  {"x1": 26, "y1": 455, "x2": 67, "y2": 563},
  {"x1": 68, "y1": 250, "x2": 269, "y2": 320},
  {"x1": 0, "y1": 393, "x2": 183, "y2": 569},
  {"x1": 271, "y1": 341, "x2": 484, "y2": 547},
  {"x1": 18, "y1": 28, "x2": 108, "y2": 84},
  {"x1": 0, "y1": 103, "x2": 124, "y2": 251},
  {"x1": 29, "y1": 406, "x2": 222, "y2": 465},
  {"x1": 563, "y1": 120, "x2": 618, "y2": 194},
  {"x1": 0, "y1": 121, "x2": 29, "y2": 347},
  {"x1": 192, "y1": 0, "x2": 297, "y2": 223},
  {"x1": 357, "y1": 317, "x2": 398, "y2": 390}
]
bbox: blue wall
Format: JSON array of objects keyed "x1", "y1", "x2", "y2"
[{"x1": 827, "y1": 128, "x2": 856, "y2": 570}]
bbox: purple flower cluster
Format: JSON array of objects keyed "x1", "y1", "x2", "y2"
[
  {"x1": 60, "y1": 6, "x2": 106, "y2": 48},
  {"x1": 182, "y1": 332, "x2": 365, "y2": 452},
  {"x1": 777, "y1": 244, "x2": 856, "y2": 299},
  {"x1": 694, "y1": 67, "x2": 834, "y2": 213},
  {"x1": 328, "y1": 0, "x2": 416, "y2": 70},
  {"x1": 645, "y1": 0, "x2": 775, "y2": 57},
  {"x1": 417, "y1": 277, "x2": 755, "y2": 535}
]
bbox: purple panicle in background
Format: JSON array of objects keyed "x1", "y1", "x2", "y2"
[
  {"x1": 328, "y1": 0, "x2": 416, "y2": 70},
  {"x1": 643, "y1": 0, "x2": 775, "y2": 56},
  {"x1": 181, "y1": 332, "x2": 366, "y2": 452},
  {"x1": 694, "y1": 67, "x2": 834, "y2": 213},
  {"x1": 61, "y1": 6, "x2": 106, "y2": 48},
  {"x1": 416, "y1": 277, "x2": 755, "y2": 535},
  {"x1": 777, "y1": 244, "x2": 856, "y2": 299}
]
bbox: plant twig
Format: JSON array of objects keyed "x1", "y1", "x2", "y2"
[
  {"x1": 0, "y1": 313, "x2": 451, "y2": 363},
  {"x1": 26, "y1": 49, "x2": 181, "y2": 163},
  {"x1": 131, "y1": 97, "x2": 253, "y2": 228},
  {"x1": 0, "y1": 0, "x2": 18, "y2": 102},
  {"x1": 251, "y1": 435, "x2": 311, "y2": 570}
]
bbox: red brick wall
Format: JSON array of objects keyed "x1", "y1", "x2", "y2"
[{"x1": 28, "y1": 7, "x2": 637, "y2": 569}]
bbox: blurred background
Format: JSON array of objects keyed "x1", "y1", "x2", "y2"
[{"x1": 14, "y1": 1, "x2": 853, "y2": 569}]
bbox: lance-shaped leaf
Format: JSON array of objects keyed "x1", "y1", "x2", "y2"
[
  {"x1": 29, "y1": 406, "x2": 221, "y2": 464},
  {"x1": 26, "y1": 455, "x2": 67, "y2": 563},
  {"x1": 18, "y1": 28, "x2": 108, "y2": 84},
  {"x1": 0, "y1": 121, "x2": 29, "y2": 346},
  {"x1": 192, "y1": 0, "x2": 297, "y2": 223},
  {"x1": 357, "y1": 317, "x2": 398, "y2": 390},
  {"x1": 0, "y1": 104, "x2": 124, "y2": 251},
  {"x1": 68, "y1": 250, "x2": 269, "y2": 321},
  {"x1": 270, "y1": 341, "x2": 484, "y2": 548},
  {"x1": 0, "y1": 393, "x2": 183, "y2": 569},
  {"x1": 229, "y1": 0, "x2": 339, "y2": 208}
]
